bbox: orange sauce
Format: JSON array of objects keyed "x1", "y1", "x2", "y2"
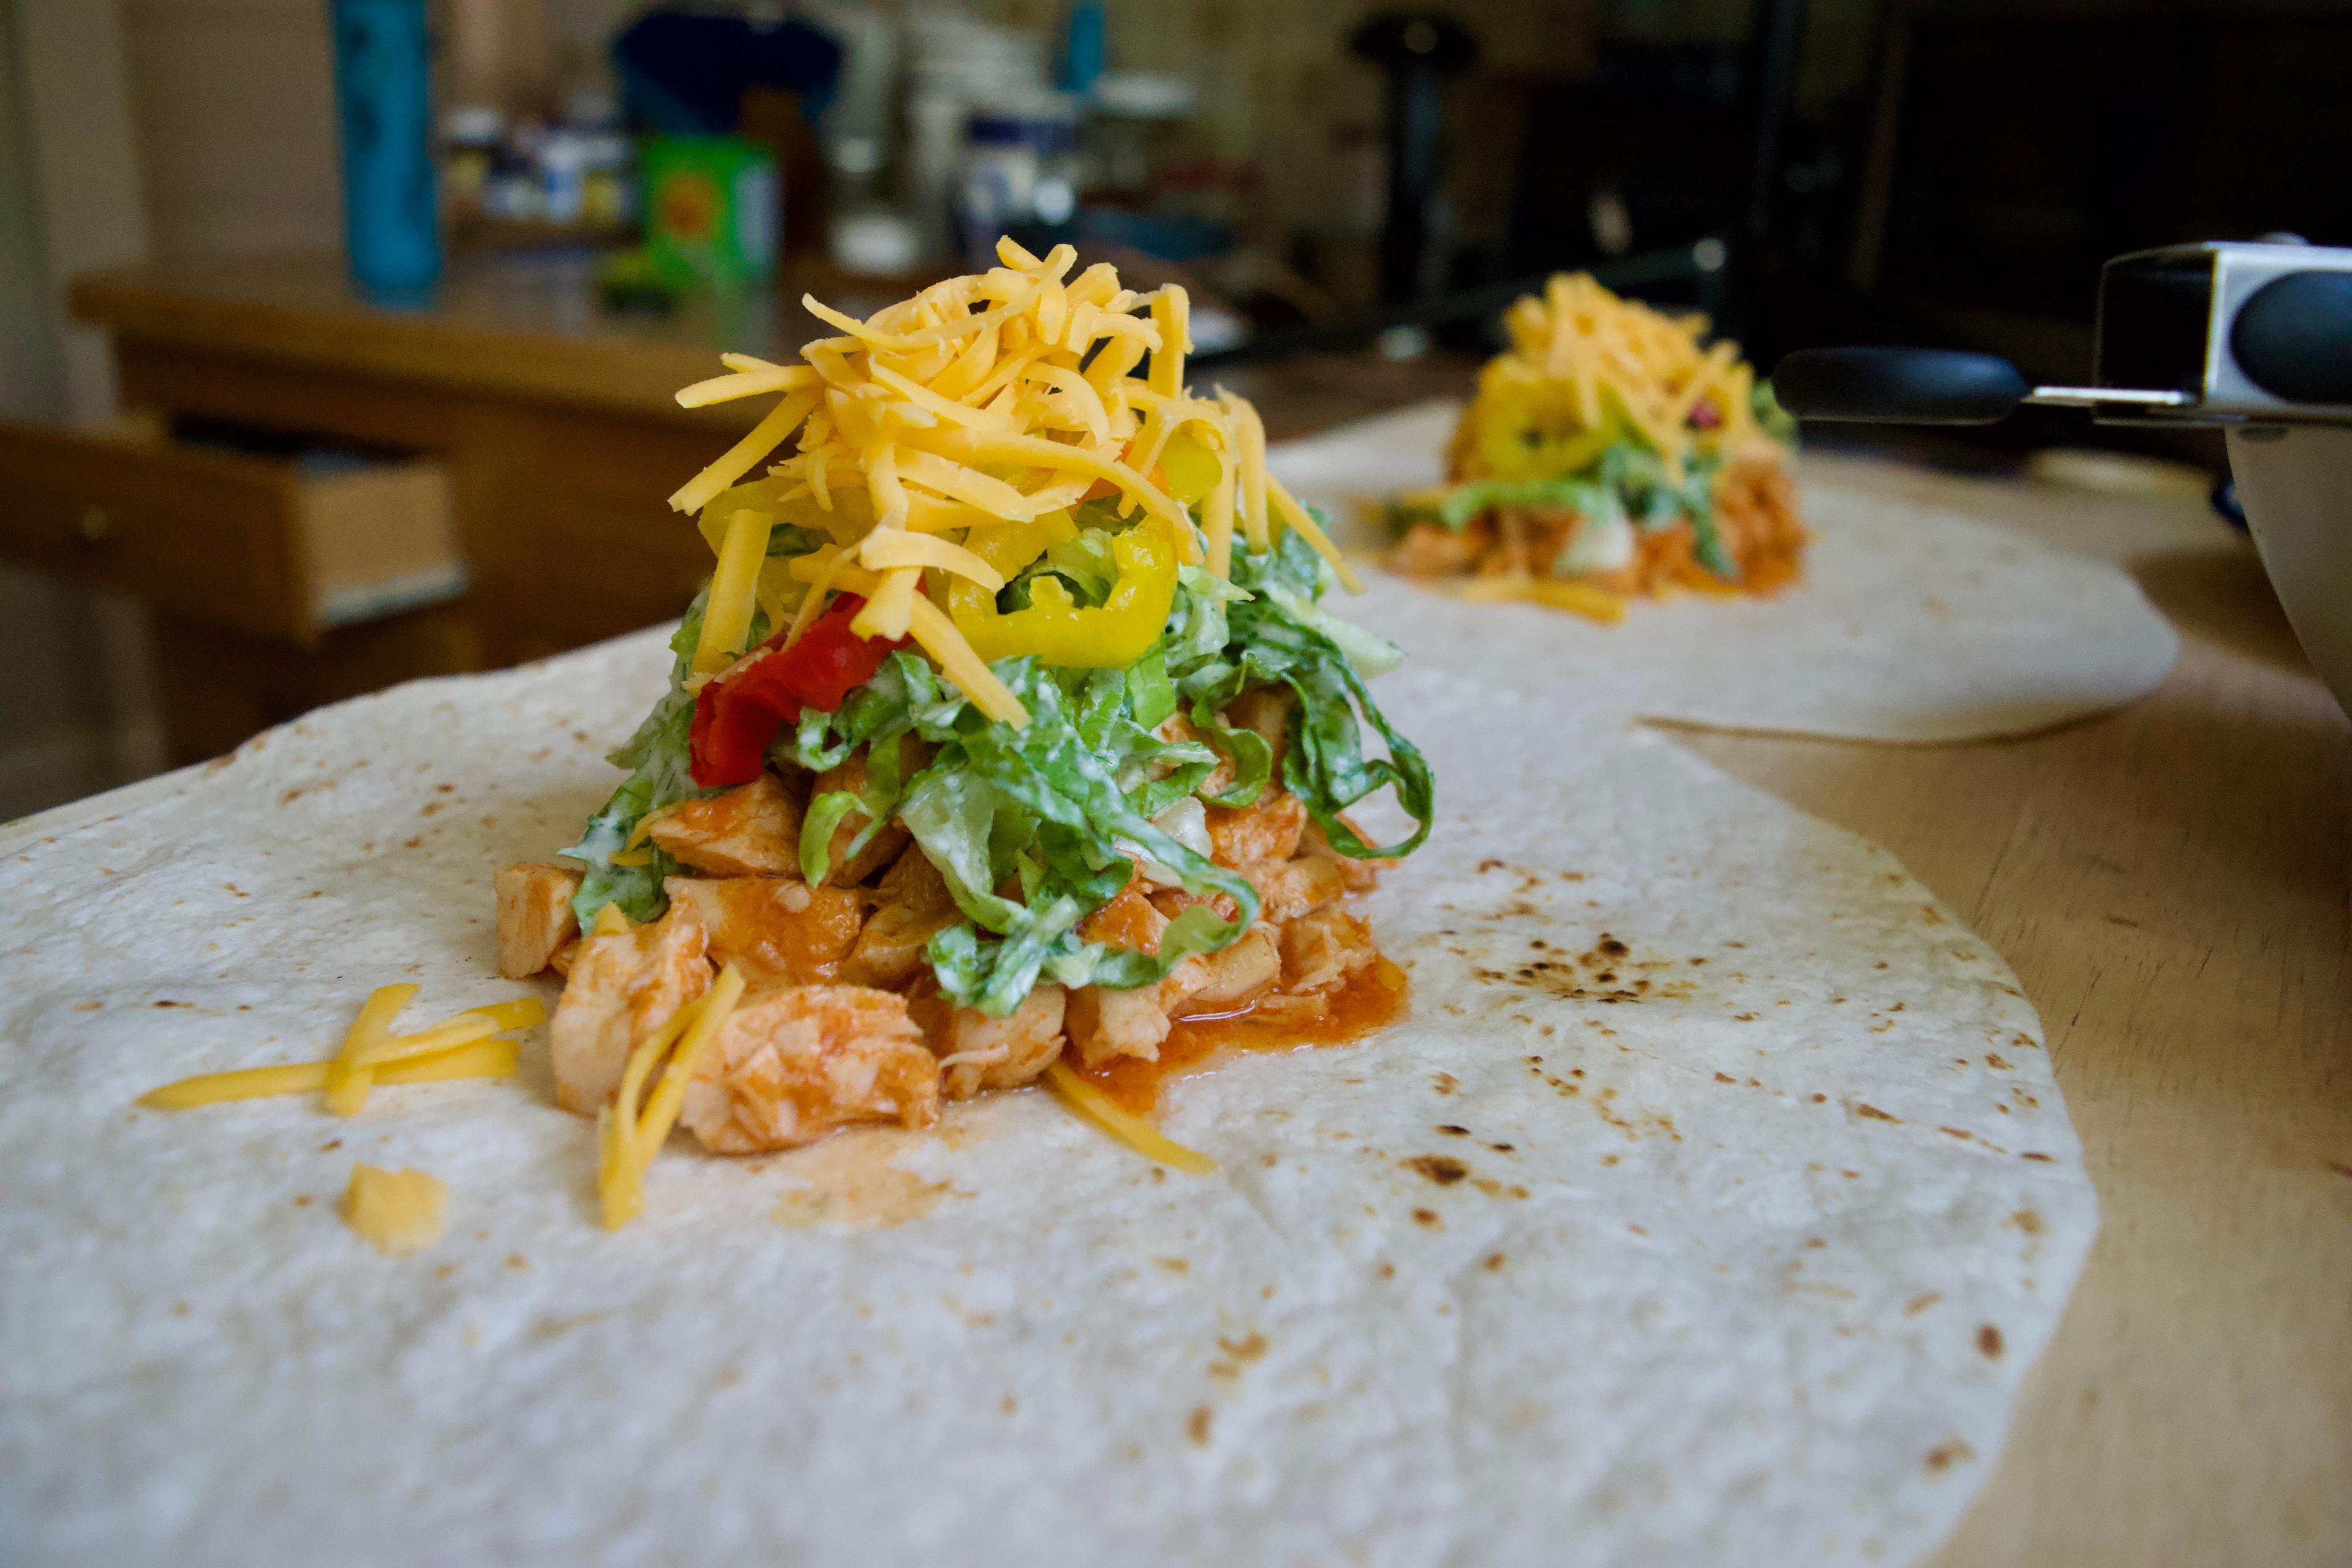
[{"x1": 1076, "y1": 956, "x2": 1410, "y2": 1115}]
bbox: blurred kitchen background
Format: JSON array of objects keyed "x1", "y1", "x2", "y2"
[{"x1": 2, "y1": 0, "x2": 2348, "y2": 818}]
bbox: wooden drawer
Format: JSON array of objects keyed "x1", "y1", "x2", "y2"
[{"x1": 0, "y1": 420, "x2": 464, "y2": 646}]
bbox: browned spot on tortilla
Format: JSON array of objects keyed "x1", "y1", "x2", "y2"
[
  {"x1": 1600, "y1": 1154, "x2": 1621, "y2": 1167},
  {"x1": 317, "y1": 1139, "x2": 342, "y2": 1153},
  {"x1": 1188, "y1": 1406, "x2": 1214, "y2": 1445},
  {"x1": 1939, "y1": 1126, "x2": 1974, "y2": 1141},
  {"x1": 1714, "y1": 1072, "x2": 1736, "y2": 1084},
  {"x1": 403, "y1": 836, "x2": 424, "y2": 850},
  {"x1": 1855, "y1": 1104, "x2": 1899, "y2": 1122},
  {"x1": 1155, "y1": 1257, "x2": 1191, "y2": 1274},
  {"x1": 152, "y1": 1000, "x2": 189, "y2": 1009},
  {"x1": 1977, "y1": 1324, "x2": 2004, "y2": 1358},
  {"x1": 1377, "y1": 1261, "x2": 1396, "y2": 1280},
  {"x1": 1905, "y1": 1292, "x2": 1941, "y2": 1315},
  {"x1": 528, "y1": 1310, "x2": 612, "y2": 1342},
  {"x1": 1412, "y1": 1207, "x2": 1443, "y2": 1229},
  {"x1": 1488, "y1": 1142, "x2": 1515, "y2": 1154},
  {"x1": 507, "y1": 1254, "x2": 530, "y2": 1270},
  {"x1": 1435, "y1": 1123, "x2": 1470, "y2": 1137},
  {"x1": 292, "y1": 1195, "x2": 313, "y2": 1207},
  {"x1": 1925, "y1": 1438, "x2": 1977, "y2": 1472},
  {"x1": 1804, "y1": 1237, "x2": 1826, "y2": 1249},
  {"x1": 775, "y1": 1166, "x2": 952, "y2": 1231},
  {"x1": 73, "y1": 1000, "x2": 103, "y2": 1011},
  {"x1": 1404, "y1": 1155, "x2": 1469, "y2": 1186},
  {"x1": 1000, "y1": 1395, "x2": 1017, "y2": 1415},
  {"x1": 1984, "y1": 1052, "x2": 2012, "y2": 1071},
  {"x1": 1483, "y1": 1251, "x2": 1507, "y2": 1272},
  {"x1": 419, "y1": 802, "x2": 443, "y2": 818},
  {"x1": 1431, "y1": 1072, "x2": 1458, "y2": 1095},
  {"x1": 1205, "y1": 1329, "x2": 1269, "y2": 1383},
  {"x1": 1626, "y1": 1223, "x2": 1646, "y2": 1236},
  {"x1": 1733, "y1": 1011, "x2": 1759, "y2": 1022},
  {"x1": 2022, "y1": 1152, "x2": 2056, "y2": 1163},
  {"x1": 172, "y1": 1302, "x2": 190, "y2": 1318}
]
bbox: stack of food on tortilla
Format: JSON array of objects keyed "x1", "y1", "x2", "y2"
[
  {"x1": 1386, "y1": 272, "x2": 1807, "y2": 620},
  {"x1": 495, "y1": 239, "x2": 1434, "y2": 1225}
]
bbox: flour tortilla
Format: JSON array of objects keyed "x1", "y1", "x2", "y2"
[
  {"x1": 0, "y1": 629, "x2": 2094, "y2": 1566},
  {"x1": 1272, "y1": 399, "x2": 2180, "y2": 742}
]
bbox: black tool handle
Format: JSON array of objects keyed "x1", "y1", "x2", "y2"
[
  {"x1": 1770, "y1": 347, "x2": 2028, "y2": 425},
  {"x1": 2231, "y1": 271, "x2": 2352, "y2": 405}
]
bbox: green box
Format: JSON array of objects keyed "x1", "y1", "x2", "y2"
[{"x1": 639, "y1": 135, "x2": 778, "y2": 287}]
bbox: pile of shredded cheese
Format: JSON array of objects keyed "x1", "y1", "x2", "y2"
[
  {"x1": 669, "y1": 236, "x2": 1359, "y2": 727},
  {"x1": 1457, "y1": 272, "x2": 1782, "y2": 488}
]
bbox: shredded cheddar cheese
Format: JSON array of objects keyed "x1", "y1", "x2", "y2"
[
  {"x1": 138, "y1": 996, "x2": 543, "y2": 1110},
  {"x1": 598, "y1": 963, "x2": 748, "y2": 1231},
  {"x1": 663, "y1": 238, "x2": 1362, "y2": 722},
  {"x1": 342, "y1": 1164, "x2": 447, "y2": 1256},
  {"x1": 1453, "y1": 272, "x2": 1782, "y2": 489},
  {"x1": 1452, "y1": 574, "x2": 1629, "y2": 624},
  {"x1": 323, "y1": 983, "x2": 418, "y2": 1117},
  {"x1": 1042, "y1": 1060, "x2": 1217, "y2": 1175}
]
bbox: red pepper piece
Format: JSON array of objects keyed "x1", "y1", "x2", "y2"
[{"x1": 688, "y1": 595, "x2": 907, "y2": 786}]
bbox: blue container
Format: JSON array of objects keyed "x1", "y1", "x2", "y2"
[{"x1": 330, "y1": 0, "x2": 440, "y2": 298}]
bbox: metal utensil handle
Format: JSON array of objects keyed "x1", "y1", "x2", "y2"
[{"x1": 1770, "y1": 347, "x2": 2029, "y2": 426}]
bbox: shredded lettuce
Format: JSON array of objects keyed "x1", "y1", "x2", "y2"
[
  {"x1": 563, "y1": 599, "x2": 721, "y2": 927},
  {"x1": 567, "y1": 522, "x2": 1435, "y2": 1015},
  {"x1": 1406, "y1": 438, "x2": 1737, "y2": 579}
]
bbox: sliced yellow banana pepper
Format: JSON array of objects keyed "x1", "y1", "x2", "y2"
[{"x1": 948, "y1": 512, "x2": 1178, "y2": 668}]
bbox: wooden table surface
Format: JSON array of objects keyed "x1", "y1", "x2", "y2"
[
  {"x1": 1681, "y1": 457, "x2": 2352, "y2": 1567},
  {"x1": 69, "y1": 255, "x2": 2352, "y2": 1562}
]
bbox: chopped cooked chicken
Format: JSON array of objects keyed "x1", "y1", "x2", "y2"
[
  {"x1": 1301, "y1": 816, "x2": 1383, "y2": 892},
  {"x1": 1182, "y1": 923, "x2": 1281, "y2": 1010},
  {"x1": 1147, "y1": 886, "x2": 1242, "y2": 925},
  {"x1": 550, "y1": 900, "x2": 712, "y2": 1115},
  {"x1": 1076, "y1": 867, "x2": 1167, "y2": 953},
  {"x1": 1222, "y1": 687, "x2": 1294, "y2": 777},
  {"x1": 645, "y1": 773, "x2": 803, "y2": 876},
  {"x1": 1065, "y1": 982, "x2": 1177, "y2": 1068},
  {"x1": 1281, "y1": 907, "x2": 1378, "y2": 995},
  {"x1": 494, "y1": 862, "x2": 581, "y2": 979},
  {"x1": 810, "y1": 735, "x2": 929, "y2": 886},
  {"x1": 1247, "y1": 852, "x2": 1346, "y2": 923},
  {"x1": 679, "y1": 984, "x2": 939, "y2": 1153},
  {"x1": 548, "y1": 938, "x2": 581, "y2": 978},
  {"x1": 911, "y1": 982, "x2": 1068, "y2": 1099},
  {"x1": 1156, "y1": 712, "x2": 1234, "y2": 797},
  {"x1": 839, "y1": 843, "x2": 960, "y2": 989},
  {"x1": 662, "y1": 875, "x2": 864, "y2": 989},
  {"x1": 1205, "y1": 788, "x2": 1308, "y2": 872}
]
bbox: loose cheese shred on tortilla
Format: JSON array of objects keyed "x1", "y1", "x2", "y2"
[
  {"x1": 1452, "y1": 574, "x2": 1629, "y2": 624},
  {"x1": 1042, "y1": 1060, "x2": 1217, "y2": 1175},
  {"x1": 137, "y1": 997, "x2": 543, "y2": 1109},
  {"x1": 598, "y1": 964, "x2": 748, "y2": 1231},
  {"x1": 323, "y1": 983, "x2": 417, "y2": 1117},
  {"x1": 342, "y1": 1164, "x2": 447, "y2": 1257},
  {"x1": 662, "y1": 238, "x2": 1346, "y2": 722}
]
